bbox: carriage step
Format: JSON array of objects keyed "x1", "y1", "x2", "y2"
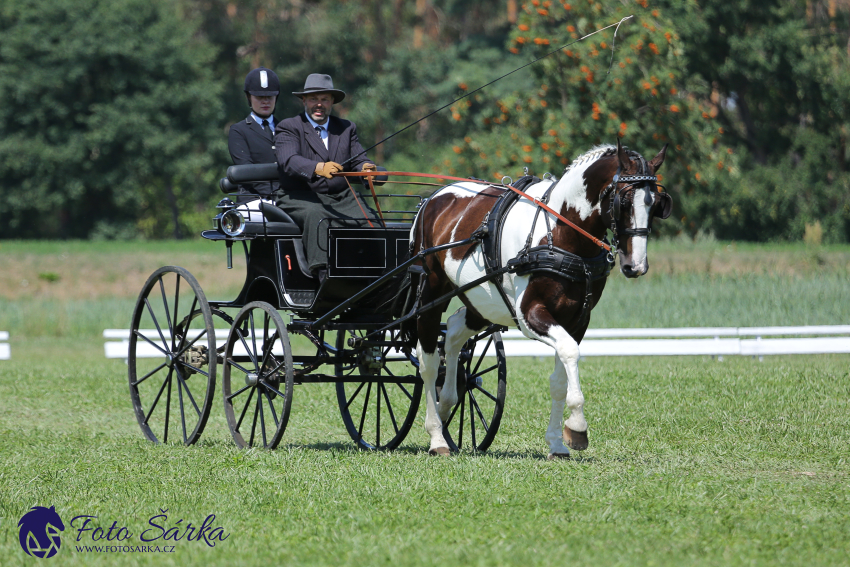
[{"x1": 286, "y1": 290, "x2": 317, "y2": 306}]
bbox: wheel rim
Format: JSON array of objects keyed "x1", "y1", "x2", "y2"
[
  {"x1": 222, "y1": 302, "x2": 293, "y2": 449},
  {"x1": 335, "y1": 328, "x2": 423, "y2": 450},
  {"x1": 440, "y1": 329, "x2": 507, "y2": 453},
  {"x1": 128, "y1": 267, "x2": 216, "y2": 445}
]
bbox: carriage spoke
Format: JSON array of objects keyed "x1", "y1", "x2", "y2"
[
  {"x1": 261, "y1": 380, "x2": 287, "y2": 400},
  {"x1": 472, "y1": 384, "x2": 499, "y2": 403},
  {"x1": 234, "y1": 327, "x2": 259, "y2": 371},
  {"x1": 249, "y1": 311, "x2": 259, "y2": 365},
  {"x1": 345, "y1": 381, "x2": 367, "y2": 410},
  {"x1": 375, "y1": 381, "x2": 381, "y2": 448},
  {"x1": 469, "y1": 363, "x2": 499, "y2": 380},
  {"x1": 176, "y1": 361, "x2": 209, "y2": 379},
  {"x1": 235, "y1": 387, "x2": 256, "y2": 432},
  {"x1": 172, "y1": 326, "x2": 208, "y2": 360},
  {"x1": 226, "y1": 382, "x2": 252, "y2": 401},
  {"x1": 258, "y1": 391, "x2": 268, "y2": 447},
  {"x1": 177, "y1": 370, "x2": 188, "y2": 444},
  {"x1": 175, "y1": 368, "x2": 202, "y2": 418},
  {"x1": 471, "y1": 336, "x2": 494, "y2": 375},
  {"x1": 457, "y1": 391, "x2": 465, "y2": 449},
  {"x1": 163, "y1": 371, "x2": 173, "y2": 443},
  {"x1": 263, "y1": 388, "x2": 280, "y2": 427},
  {"x1": 469, "y1": 390, "x2": 490, "y2": 433},
  {"x1": 357, "y1": 382, "x2": 373, "y2": 440},
  {"x1": 396, "y1": 382, "x2": 413, "y2": 401},
  {"x1": 380, "y1": 383, "x2": 400, "y2": 435},
  {"x1": 225, "y1": 358, "x2": 254, "y2": 377},
  {"x1": 469, "y1": 391, "x2": 477, "y2": 448},
  {"x1": 132, "y1": 361, "x2": 167, "y2": 387},
  {"x1": 248, "y1": 395, "x2": 260, "y2": 446},
  {"x1": 143, "y1": 367, "x2": 172, "y2": 425},
  {"x1": 133, "y1": 331, "x2": 168, "y2": 356},
  {"x1": 158, "y1": 277, "x2": 175, "y2": 346},
  {"x1": 144, "y1": 297, "x2": 170, "y2": 353}
]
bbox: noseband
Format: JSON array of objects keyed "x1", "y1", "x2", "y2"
[{"x1": 599, "y1": 151, "x2": 665, "y2": 249}]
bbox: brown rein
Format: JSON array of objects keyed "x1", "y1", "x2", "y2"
[{"x1": 334, "y1": 171, "x2": 612, "y2": 252}]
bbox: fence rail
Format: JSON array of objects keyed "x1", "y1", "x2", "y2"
[
  {"x1": 104, "y1": 326, "x2": 850, "y2": 361},
  {"x1": 0, "y1": 331, "x2": 9, "y2": 360},
  {"x1": 488, "y1": 326, "x2": 850, "y2": 358}
]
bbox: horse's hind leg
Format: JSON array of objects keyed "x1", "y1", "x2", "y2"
[
  {"x1": 438, "y1": 307, "x2": 482, "y2": 423},
  {"x1": 417, "y1": 305, "x2": 451, "y2": 455}
]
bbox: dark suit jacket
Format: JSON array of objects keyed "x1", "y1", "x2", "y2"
[
  {"x1": 274, "y1": 114, "x2": 370, "y2": 195},
  {"x1": 228, "y1": 114, "x2": 279, "y2": 198}
]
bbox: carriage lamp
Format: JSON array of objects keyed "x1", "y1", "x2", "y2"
[
  {"x1": 213, "y1": 198, "x2": 237, "y2": 231},
  {"x1": 220, "y1": 209, "x2": 246, "y2": 237}
]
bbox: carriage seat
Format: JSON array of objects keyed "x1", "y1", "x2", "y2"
[{"x1": 257, "y1": 201, "x2": 302, "y2": 235}]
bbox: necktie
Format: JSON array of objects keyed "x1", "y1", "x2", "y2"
[
  {"x1": 262, "y1": 119, "x2": 272, "y2": 138},
  {"x1": 315, "y1": 126, "x2": 328, "y2": 149}
]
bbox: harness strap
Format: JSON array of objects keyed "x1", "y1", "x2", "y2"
[{"x1": 336, "y1": 170, "x2": 612, "y2": 252}]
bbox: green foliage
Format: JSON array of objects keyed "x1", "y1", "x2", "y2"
[{"x1": 0, "y1": 0, "x2": 225, "y2": 239}]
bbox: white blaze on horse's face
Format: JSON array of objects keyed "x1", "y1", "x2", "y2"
[{"x1": 619, "y1": 186, "x2": 652, "y2": 278}]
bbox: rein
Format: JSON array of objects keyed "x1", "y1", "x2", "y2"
[{"x1": 335, "y1": 171, "x2": 612, "y2": 252}]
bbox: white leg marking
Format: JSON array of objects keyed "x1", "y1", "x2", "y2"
[
  {"x1": 439, "y1": 308, "x2": 480, "y2": 422},
  {"x1": 529, "y1": 325, "x2": 587, "y2": 453},
  {"x1": 546, "y1": 358, "x2": 571, "y2": 456},
  {"x1": 417, "y1": 343, "x2": 448, "y2": 453}
]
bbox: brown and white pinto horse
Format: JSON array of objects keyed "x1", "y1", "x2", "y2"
[{"x1": 410, "y1": 141, "x2": 672, "y2": 458}]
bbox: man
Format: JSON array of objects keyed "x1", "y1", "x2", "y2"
[
  {"x1": 275, "y1": 73, "x2": 379, "y2": 276},
  {"x1": 228, "y1": 67, "x2": 280, "y2": 203}
]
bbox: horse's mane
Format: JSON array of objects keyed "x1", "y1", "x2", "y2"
[{"x1": 563, "y1": 144, "x2": 617, "y2": 173}]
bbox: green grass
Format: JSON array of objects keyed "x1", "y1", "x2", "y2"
[
  {"x1": 1, "y1": 240, "x2": 849, "y2": 565},
  {"x1": 0, "y1": 339, "x2": 848, "y2": 566}
]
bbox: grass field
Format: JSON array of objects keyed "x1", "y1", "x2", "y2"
[{"x1": 1, "y1": 239, "x2": 849, "y2": 566}]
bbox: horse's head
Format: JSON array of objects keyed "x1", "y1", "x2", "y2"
[{"x1": 603, "y1": 140, "x2": 673, "y2": 278}]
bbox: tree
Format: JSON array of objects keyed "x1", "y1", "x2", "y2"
[{"x1": 0, "y1": 0, "x2": 225, "y2": 239}]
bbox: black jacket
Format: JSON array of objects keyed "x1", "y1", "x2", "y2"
[
  {"x1": 228, "y1": 114, "x2": 279, "y2": 198},
  {"x1": 274, "y1": 114, "x2": 369, "y2": 195}
]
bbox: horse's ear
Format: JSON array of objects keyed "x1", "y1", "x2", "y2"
[
  {"x1": 616, "y1": 138, "x2": 630, "y2": 170},
  {"x1": 654, "y1": 192, "x2": 673, "y2": 219},
  {"x1": 649, "y1": 143, "x2": 668, "y2": 172}
]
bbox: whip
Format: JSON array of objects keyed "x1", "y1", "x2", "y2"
[{"x1": 341, "y1": 15, "x2": 633, "y2": 167}]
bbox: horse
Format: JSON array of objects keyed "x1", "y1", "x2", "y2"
[{"x1": 409, "y1": 140, "x2": 673, "y2": 458}]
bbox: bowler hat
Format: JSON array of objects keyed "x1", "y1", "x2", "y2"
[
  {"x1": 244, "y1": 67, "x2": 280, "y2": 96},
  {"x1": 292, "y1": 74, "x2": 345, "y2": 103}
]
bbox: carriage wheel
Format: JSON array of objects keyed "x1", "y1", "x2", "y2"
[
  {"x1": 222, "y1": 302, "x2": 294, "y2": 449},
  {"x1": 440, "y1": 328, "x2": 507, "y2": 453},
  {"x1": 335, "y1": 328, "x2": 423, "y2": 450},
  {"x1": 129, "y1": 266, "x2": 216, "y2": 445}
]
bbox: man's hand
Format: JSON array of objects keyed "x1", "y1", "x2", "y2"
[
  {"x1": 361, "y1": 162, "x2": 377, "y2": 172},
  {"x1": 315, "y1": 161, "x2": 343, "y2": 179}
]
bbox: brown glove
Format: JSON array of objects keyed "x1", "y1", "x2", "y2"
[
  {"x1": 361, "y1": 162, "x2": 377, "y2": 172},
  {"x1": 315, "y1": 161, "x2": 343, "y2": 179}
]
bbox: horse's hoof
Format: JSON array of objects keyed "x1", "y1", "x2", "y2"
[
  {"x1": 563, "y1": 426, "x2": 589, "y2": 451},
  {"x1": 428, "y1": 447, "x2": 451, "y2": 456},
  {"x1": 547, "y1": 452, "x2": 571, "y2": 461}
]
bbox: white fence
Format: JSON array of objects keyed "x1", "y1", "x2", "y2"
[
  {"x1": 103, "y1": 329, "x2": 283, "y2": 360},
  {"x1": 486, "y1": 325, "x2": 850, "y2": 359},
  {"x1": 106, "y1": 325, "x2": 850, "y2": 361},
  {"x1": 0, "y1": 332, "x2": 9, "y2": 360}
]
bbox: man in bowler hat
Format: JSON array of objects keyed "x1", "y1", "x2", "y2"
[
  {"x1": 275, "y1": 73, "x2": 379, "y2": 276},
  {"x1": 228, "y1": 67, "x2": 280, "y2": 203}
]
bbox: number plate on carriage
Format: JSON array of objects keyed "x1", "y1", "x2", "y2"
[{"x1": 328, "y1": 227, "x2": 410, "y2": 278}]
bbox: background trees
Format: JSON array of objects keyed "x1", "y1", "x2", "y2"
[{"x1": 0, "y1": 0, "x2": 848, "y2": 242}]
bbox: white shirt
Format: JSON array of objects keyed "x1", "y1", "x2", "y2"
[
  {"x1": 251, "y1": 113, "x2": 275, "y2": 136},
  {"x1": 304, "y1": 113, "x2": 329, "y2": 149}
]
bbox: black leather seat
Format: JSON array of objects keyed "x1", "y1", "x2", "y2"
[{"x1": 258, "y1": 202, "x2": 302, "y2": 235}]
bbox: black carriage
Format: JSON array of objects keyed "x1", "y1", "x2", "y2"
[{"x1": 128, "y1": 164, "x2": 507, "y2": 452}]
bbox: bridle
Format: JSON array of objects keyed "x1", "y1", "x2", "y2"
[{"x1": 598, "y1": 151, "x2": 667, "y2": 252}]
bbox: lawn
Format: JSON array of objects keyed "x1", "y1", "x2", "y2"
[{"x1": 0, "y1": 239, "x2": 848, "y2": 566}]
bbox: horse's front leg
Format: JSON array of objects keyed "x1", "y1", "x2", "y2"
[
  {"x1": 438, "y1": 307, "x2": 481, "y2": 423},
  {"x1": 533, "y1": 325, "x2": 588, "y2": 458}
]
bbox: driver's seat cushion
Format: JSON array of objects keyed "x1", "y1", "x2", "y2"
[{"x1": 259, "y1": 202, "x2": 302, "y2": 235}]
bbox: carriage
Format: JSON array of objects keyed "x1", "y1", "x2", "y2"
[
  {"x1": 129, "y1": 141, "x2": 672, "y2": 458},
  {"x1": 127, "y1": 163, "x2": 509, "y2": 452}
]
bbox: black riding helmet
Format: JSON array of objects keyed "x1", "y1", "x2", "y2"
[{"x1": 244, "y1": 67, "x2": 280, "y2": 97}]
